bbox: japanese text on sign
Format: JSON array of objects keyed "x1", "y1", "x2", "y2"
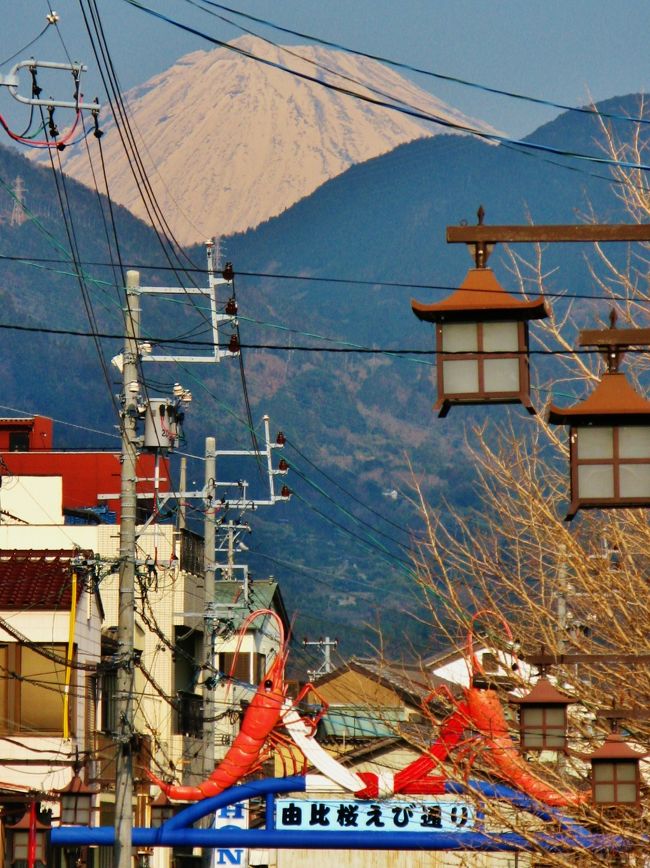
[{"x1": 275, "y1": 800, "x2": 474, "y2": 833}]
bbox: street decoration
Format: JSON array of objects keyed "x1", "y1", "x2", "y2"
[{"x1": 52, "y1": 609, "x2": 644, "y2": 854}]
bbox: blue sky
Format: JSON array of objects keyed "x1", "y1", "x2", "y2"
[{"x1": 3, "y1": 1, "x2": 650, "y2": 139}]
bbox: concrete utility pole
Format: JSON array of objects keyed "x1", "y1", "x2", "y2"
[
  {"x1": 303, "y1": 636, "x2": 338, "y2": 679},
  {"x1": 114, "y1": 270, "x2": 140, "y2": 868},
  {"x1": 203, "y1": 436, "x2": 217, "y2": 868}
]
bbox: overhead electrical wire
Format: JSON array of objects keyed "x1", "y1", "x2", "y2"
[
  {"x1": 290, "y1": 489, "x2": 415, "y2": 573},
  {"x1": 77, "y1": 0, "x2": 209, "y2": 286},
  {"x1": 0, "y1": 20, "x2": 52, "y2": 67},
  {"x1": 0, "y1": 317, "x2": 643, "y2": 361},
  {"x1": 77, "y1": 0, "x2": 242, "y2": 423},
  {"x1": 120, "y1": 0, "x2": 650, "y2": 175},
  {"x1": 184, "y1": 0, "x2": 650, "y2": 194},
  {"x1": 284, "y1": 438, "x2": 422, "y2": 543},
  {"x1": 288, "y1": 461, "x2": 416, "y2": 556},
  {"x1": 3, "y1": 254, "x2": 648, "y2": 304},
  {"x1": 39, "y1": 105, "x2": 120, "y2": 414},
  {"x1": 187, "y1": 0, "x2": 650, "y2": 129}
]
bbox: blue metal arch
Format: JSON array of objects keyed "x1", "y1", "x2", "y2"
[{"x1": 50, "y1": 776, "x2": 633, "y2": 853}]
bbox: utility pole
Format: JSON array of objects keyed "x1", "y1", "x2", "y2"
[
  {"x1": 202, "y1": 436, "x2": 217, "y2": 868},
  {"x1": 303, "y1": 637, "x2": 338, "y2": 679},
  {"x1": 115, "y1": 271, "x2": 140, "y2": 868}
]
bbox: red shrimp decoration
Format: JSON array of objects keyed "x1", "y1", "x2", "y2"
[
  {"x1": 462, "y1": 609, "x2": 589, "y2": 807},
  {"x1": 148, "y1": 609, "x2": 287, "y2": 801}
]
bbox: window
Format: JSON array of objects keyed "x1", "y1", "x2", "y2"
[
  {"x1": 0, "y1": 644, "x2": 73, "y2": 735},
  {"x1": 8, "y1": 431, "x2": 29, "y2": 451},
  {"x1": 218, "y1": 652, "x2": 267, "y2": 685},
  {"x1": 101, "y1": 669, "x2": 118, "y2": 734},
  {"x1": 175, "y1": 691, "x2": 203, "y2": 738},
  {"x1": 219, "y1": 652, "x2": 251, "y2": 684}
]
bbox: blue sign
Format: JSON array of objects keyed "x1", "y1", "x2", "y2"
[{"x1": 275, "y1": 800, "x2": 474, "y2": 833}]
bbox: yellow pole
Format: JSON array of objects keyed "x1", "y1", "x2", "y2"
[{"x1": 63, "y1": 570, "x2": 78, "y2": 739}]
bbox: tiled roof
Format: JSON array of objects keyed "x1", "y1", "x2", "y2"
[
  {"x1": 0, "y1": 550, "x2": 86, "y2": 610},
  {"x1": 315, "y1": 657, "x2": 458, "y2": 705},
  {"x1": 318, "y1": 706, "x2": 407, "y2": 740},
  {"x1": 213, "y1": 580, "x2": 290, "y2": 633}
]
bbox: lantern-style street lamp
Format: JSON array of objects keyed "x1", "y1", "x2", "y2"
[
  {"x1": 150, "y1": 790, "x2": 175, "y2": 827},
  {"x1": 411, "y1": 231, "x2": 548, "y2": 417},
  {"x1": 511, "y1": 676, "x2": 573, "y2": 751},
  {"x1": 589, "y1": 732, "x2": 644, "y2": 809},
  {"x1": 56, "y1": 771, "x2": 97, "y2": 827},
  {"x1": 548, "y1": 316, "x2": 650, "y2": 520},
  {"x1": 6, "y1": 803, "x2": 50, "y2": 868}
]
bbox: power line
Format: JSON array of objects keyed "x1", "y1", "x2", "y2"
[
  {"x1": 1, "y1": 254, "x2": 643, "y2": 304},
  {"x1": 0, "y1": 318, "x2": 646, "y2": 360},
  {"x1": 187, "y1": 0, "x2": 650, "y2": 129},
  {"x1": 120, "y1": 0, "x2": 650, "y2": 175}
]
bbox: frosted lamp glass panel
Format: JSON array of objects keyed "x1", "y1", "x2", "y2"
[
  {"x1": 576, "y1": 427, "x2": 613, "y2": 459},
  {"x1": 619, "y1": 426, "x2": 650, "y2": 458},
  {"x1": 484, "y1": 358, "x2": 520, "y2": 392},
  {"x1": 617, "y1": 783, "x2": 638, "y2": 803},
  {"x1": 483, "y1": 321, "x2": 519, "y2": 352},
  {"x1": 594, "y1": 763, "x2": 614, "y2": 782},
  {"x1": 524, "y1": 708, "x2": 543, "y2": 725},
  {"x1": 443, "y1": 360, "x2": 479, "y2": 394},
  {"x1": 578, "y1": 465, "x2": 614, "y2": 499},
  {"x1": 524, "y1": 732, "x2": 544, "y2": 748},
  {"x1": 620, "y1": 465, "x2": 650, "y2": 498},
  {"x1": 546, "y1": 708, "x2": 565, "y2": 726},
  {"x1": 617, "y1": 763, "x2": 637, "y2": 782},
  {"x1": 594, "y1": 784, "x2": 615, "y2": 803},
  {"x1": 545, "y1": 732, "x2": 566, "y2": 748},
  {"x1": 442, "y1": 323, "x2": 478, "y2": 352}
]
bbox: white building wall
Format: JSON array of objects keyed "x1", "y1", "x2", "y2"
[{"x1": 0, "y1": 475, "x2": 64, "y2": 525}]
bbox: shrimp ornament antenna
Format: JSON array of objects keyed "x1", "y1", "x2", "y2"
[{"x1": 148, "y1": 609, "x2": 288, "y2": 801}]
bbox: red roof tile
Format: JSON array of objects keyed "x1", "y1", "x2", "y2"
[{"x1": 0, "y1": 550, "x2": 88, "y2": 610}]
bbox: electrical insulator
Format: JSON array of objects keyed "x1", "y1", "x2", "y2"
[
  {"x1": 225, "y1": 297, "x2": 238, "y2": 316},
  {"x1": 278, "y1": 458, "x2": 289, "y2": 473},
  {"x1": 228, "y1": 334, "x2": 240, "y2": 353},
  {"x1": 280, "y1": 485, "x2": 292, "y2": 499},
  {"x1": 222, "y1": 262, "x2": 234, "y2": 282},
  {"x1": 276, "y1": 431, "x2": 286, "y2": 446}
]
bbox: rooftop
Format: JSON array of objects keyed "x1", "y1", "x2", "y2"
[{"x1": 0, "y1": 549, "x2": 89, "y2": 609}]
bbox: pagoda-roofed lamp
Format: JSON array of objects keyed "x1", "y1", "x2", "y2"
[
  {"x1": 511, "y1": 676, "x2": 573, "y2": 752},
  {"x1": 411, "y1": 218, "x2": 549, "y2": 417},
  {"x1": 589, "y1": 732, "x2": 645, "y2": 809},
  {"x1": 150, "y1": 790, "x2": 174, "y2": 827},
  {"x1": 548, "y1": 314, "x2": 650, "y2": 520},
  {"x1": 56, "y1": 768, "x2": 97, "y2": 827}
]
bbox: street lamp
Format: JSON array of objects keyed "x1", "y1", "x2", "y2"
[
  {"x1": 548, "y1": 317, "x2": 650, "y2": 520},
  {"x1": 411, "y1": 258, "x2": 548, "y2": 417},
  {"x1": 150, "y1": 790, "x2": 175, "y2": 827},
  {"x1": 589, "y1": 732, "x2": 644, "y2": 809},
  {"x1": 6, "y1": 803, "x2": 50, "y2": 868},
  {"x1": 56, "y1": 771, "x2": 97, "y2": 826},
  {"x1": 511, "y1": 676, "x2": 573, "y2": 751}
]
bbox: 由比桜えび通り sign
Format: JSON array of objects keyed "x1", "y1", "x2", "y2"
[{"x1": 275, "y1": 800, "x2": 474, "y2": 833}]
